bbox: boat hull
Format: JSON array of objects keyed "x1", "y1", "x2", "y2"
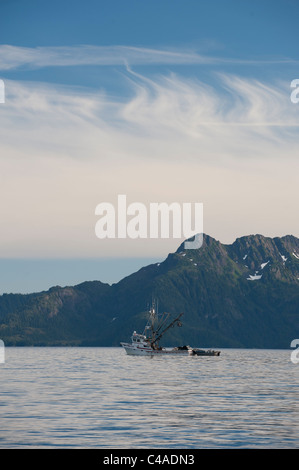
[{"x1": 120, "y1": 343, "x2": 189, "y2": 356}]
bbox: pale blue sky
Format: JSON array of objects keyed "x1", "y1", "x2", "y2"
[
  {"x1": 1, "y1": 0, "x2": 298, "y2": 88},
  {"x1": 0, "y1": 0, "x2": 298, "y2": 293},
  {"x1": 1, "y1": 0, "x2": 298, "y2": 54}
]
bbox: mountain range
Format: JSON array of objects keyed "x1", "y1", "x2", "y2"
[{"x1": 0, "y1": 233, "x2": 298, "y2": 348}]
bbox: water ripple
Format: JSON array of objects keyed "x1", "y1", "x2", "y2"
[{"x1": 0, "y1": 347, "x2": 298, "y2": 448}]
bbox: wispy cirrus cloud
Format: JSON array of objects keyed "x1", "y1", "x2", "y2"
[
  {"x1": 2, "y1": 72, "x2": 297, "y2": 163},
  {"x1": 0, "y1": 45, "x2": 215, "y2": 70},
  {"x1": 0, "y1": 44, "x2": 297, "y2": 71}
]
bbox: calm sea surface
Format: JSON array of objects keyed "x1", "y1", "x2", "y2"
[{"x1": 0, "y1": 347, "x2": 298, "y2": 449}]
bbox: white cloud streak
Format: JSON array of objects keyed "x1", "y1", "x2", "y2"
[{"x1": 0, "y1": 44, "x2": 297, "y2": 71}]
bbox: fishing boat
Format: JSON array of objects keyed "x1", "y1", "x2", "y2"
[{"x1": 120, "y1": 303, "x2": 220, "y2": 357}]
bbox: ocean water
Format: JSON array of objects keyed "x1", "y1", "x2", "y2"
[{"x1": 0, "y1": 347, "x2": 298, "y2": 449}]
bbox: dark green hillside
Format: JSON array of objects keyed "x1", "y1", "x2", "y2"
[{"x1": 0, "y1": 234, "x2": 298, "y2": 348}]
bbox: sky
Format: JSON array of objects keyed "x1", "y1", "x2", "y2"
[{"x1": 0, "y1": 0, "x2": 298, "y2": 293}]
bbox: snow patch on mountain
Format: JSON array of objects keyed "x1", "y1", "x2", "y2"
[{"x1": 247, "y1": 274, "x2": 263, "y2": 281}]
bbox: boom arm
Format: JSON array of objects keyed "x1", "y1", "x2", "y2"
[{"x1": 151, "y1": 313, "x2": 183, "y2": 347}]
